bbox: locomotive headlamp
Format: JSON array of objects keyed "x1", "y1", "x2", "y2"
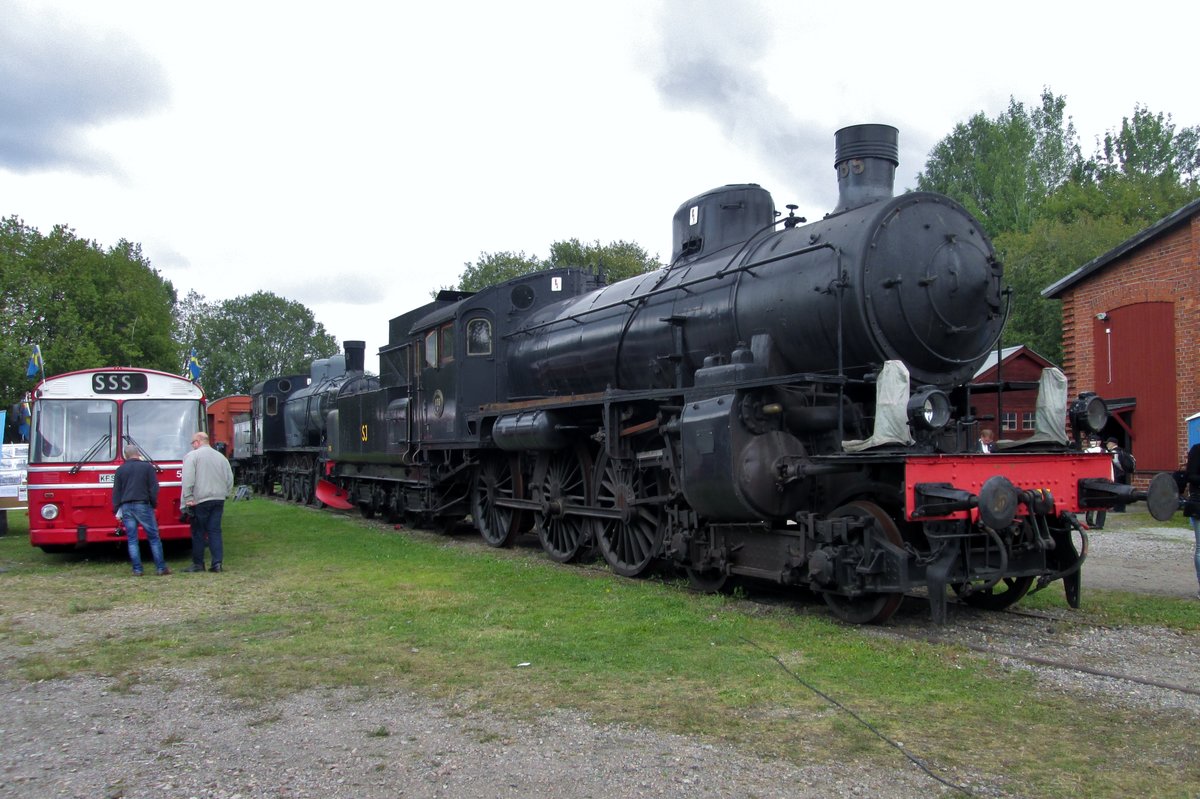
[
  {"x1": 40, "y1": 503, "x2": 60, "y2": 521},
  {"x1": 1069, "y1": 392, "x2": 1108, "y2": 434},
  {"x1": 907, "y1": 386, "x2": 951, "y2": 431}
]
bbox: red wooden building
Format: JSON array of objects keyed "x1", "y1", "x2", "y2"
[
  {"x1": 1043, "y1": 196, "x2": 1200, "y2": 476},
  {"x1": 969, "y1": 345, "x2": 1056, "y2": 442}
]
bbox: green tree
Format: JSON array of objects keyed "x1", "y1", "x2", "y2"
[
  {"x1": 185, "y1": 291, "x2": 338, "y2": 398},
  {"x1": 1045, "y1": 107, "x2": 1200, "y2": 228},
  {"x1": 451, "y1": 240, "x2": 661, "y2": 293},
  {"x1": 1095, "y1": 105, "x2": 1200, "y2": 183},
  {"x1": 455, "y1": 251, "x2": 542, "y2": 293},
  {"x1": 0, "y1": 217, "x2": 177, "y2": 410},
  {"x1": 919, "y1": 94, "x2": 1200, "y2": 365},
  {"x1": 916, "y1": 89, "x2": 1081, "y2": 236},
  {"x1": 545, "y1": 239, "x2": 661, "y2": 283},
  {"x1": 995, "y1": 213, "x2": 1140, "y2": 362}
]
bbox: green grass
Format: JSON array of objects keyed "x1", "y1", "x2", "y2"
[{"x1": 1, "y1": 503, "x2": 1198, "y2": 798}]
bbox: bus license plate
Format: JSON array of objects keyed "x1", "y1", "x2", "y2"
[{"x1": 99, "y1": 474, "x2": 115, "y2": 483}]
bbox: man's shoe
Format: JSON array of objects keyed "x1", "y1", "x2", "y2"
[
  {"x1": 133, "y1": 571, "x2": 144, "y2": 577},
  {"x1": 210, "y1": 563, "x2": 222, "y2": 573},
  {"x1": 157, "y1": 567, "x2": 172, "y2": 576},
  {"x1": 183, "y1": 564, "x2": 206, "y2": 572}
]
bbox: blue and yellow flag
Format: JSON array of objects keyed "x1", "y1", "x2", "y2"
[
  {"x1": 18, "y1": 397, "x2": 31, "y2": 440},
  {"x1": 25, "y1": 344, "x2": 43, "y2": 378},
  {"x1": 187, "y1": 347, "x2": 202, "y2": 382}
]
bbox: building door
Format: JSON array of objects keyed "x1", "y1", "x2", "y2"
[{"x1": 1093, "y1": 302, "x2": 1176, "y2": 470}]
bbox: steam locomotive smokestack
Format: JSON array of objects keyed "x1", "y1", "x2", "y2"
[
  {"x1": 344, "y1": 340, "x2": 366, "y2": 374},
  {"x1": 833, "y1": 124, "x2": 899, "y2": 213}
]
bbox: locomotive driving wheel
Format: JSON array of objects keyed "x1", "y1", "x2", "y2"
[
  {"x1": 470, "y1": 453, "x2": 525, "y2": 548},
  {"x1": 821, "y1": 501, "x2": 905, "y2": 625},
  {"x1": 296, "y1": 466, "x2": 313, "y2": 505},
  {"x1": 534, "y1": 446, "x2": 593, "y2": 563},
  {"x1": 952, "y1": 575, "x2": 1035, "y2": 610},
  {"x1": 591, "y1": 452, "x2": 665, "y2": 577}
]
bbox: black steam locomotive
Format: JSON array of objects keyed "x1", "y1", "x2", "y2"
[
  {"x1": 268, "y1": 124, "x2": 1174, "y2": 623},
  {"x1": 232, "y1": 347, "x2": 377, "y2": 503}
]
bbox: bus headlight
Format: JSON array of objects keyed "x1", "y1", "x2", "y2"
[
  {"x1": 908, "y1": 386, "x2": 951, "y2": 431},
  {"x1": 40, "y1": 504, "x2": 60, "y2": 521}
]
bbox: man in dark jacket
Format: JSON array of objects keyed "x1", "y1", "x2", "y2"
[
  {"x1": 1105, "y1": 438, "x2": 1134, "y2": 512},
  {"x1": 1186, "y1": 443, "x2": 1200, "y2": 599},
  {"x1": 112, "y1": 443, "x2": 171, "y2": 576}
]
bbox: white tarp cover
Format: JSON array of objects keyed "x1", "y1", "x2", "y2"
[
  {"x1": 995, "y1": 367, "x2": 1069, "y2": 448},
  {"x1": 843, "y1": 360, "x2": 915, "y2": 452}
]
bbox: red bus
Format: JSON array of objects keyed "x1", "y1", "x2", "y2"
[{"x1": 26, "y1": 367, "x2": 205, "y2": 552}]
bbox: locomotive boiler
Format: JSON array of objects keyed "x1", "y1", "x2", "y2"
[
  {"x1": 317, "y1": 123, "x2": 1174, "y2": 624},
  {"x1": 507, "y1": 125, "x2": 1000, "y2": 396},
  {"x1": 236, "y1": 342, "x2": 378, "y2": 503}
]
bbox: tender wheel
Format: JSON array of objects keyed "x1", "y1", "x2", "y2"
[
  {"x1": 953, "y1": 576, "x2": 1035, "y2": 610},
  {"x1": 471, "y1": 453, "x2": 525, "y2": 547},
  {"x1": 821, "y1": 501, "x2": 905, "y2": 625},
  {"x1": 592, "y1": 452, "x2": 664, "y2": 577},
  {"x1": 535, "y1": 446, "x2": 593, "y2": 563}
]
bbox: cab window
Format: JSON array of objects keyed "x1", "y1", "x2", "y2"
[
  {"x1": 424, "y1": 330, "x2": 438, "y2": 368},
  {"x1": 467, "y1": 318, "x2": 492, "y2": 356},
  {"x1": 439, "y1": 323, "x2": 454, "y2": 365}
]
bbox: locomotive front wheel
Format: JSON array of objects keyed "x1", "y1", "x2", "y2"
[
  {"x1": 685, "y1": 567, "x2": 727, "y2": 593},
  {"x1": 821, "y1": 501, "x2": 905, "y2": 625},
  {"x1": 592, "y1": 452, "x2": 664, "y2": 578},
  {"x1": 952, "y1": 575, "x2": 1035, "y2": 610},
  {"x1": 471, "y1": 454, "x2": 525, "y2": 548},
  {"x1": 535, "y1": 446, "x2": 593, "y2": 563}
]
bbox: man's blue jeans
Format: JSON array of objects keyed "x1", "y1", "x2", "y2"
[
  {"x1": 121, "y1": 502, "x2": 167, "y2": 575},
  {"x1": 190, "y1": 500, "x2": 225, "y2": 568},
  {"x1": 1192, "y1": 516, "x2": 1200, "y2": 592}
]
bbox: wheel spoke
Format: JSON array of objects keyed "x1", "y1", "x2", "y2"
[
  {"x1": 536, "y1": 447, "x2": 592, "y2": 563},
  {"x1": 471, "y1": 454, "x2": 524, "y2": 547},
  {"x1": 592, "y1": 453, "x2": 663, "y2": 577}
]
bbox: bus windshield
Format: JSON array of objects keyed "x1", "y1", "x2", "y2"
[
  {"x1": 31, "y1": 400, "x2": 118, "y2": 464},
  {"x1": 123, "y1": 400, "x2": 203, "y2": 461}
]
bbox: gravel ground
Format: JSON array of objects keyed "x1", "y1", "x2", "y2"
[{"x1": 1, "y1": 520, "x2": 1197, "y2": 799}]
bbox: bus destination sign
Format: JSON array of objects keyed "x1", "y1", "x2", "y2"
[{"x1": 92, "y1": 372, "x2": 149, "y2": 394}]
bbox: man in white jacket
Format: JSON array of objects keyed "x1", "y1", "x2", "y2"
[{"x1": 181, "y1": 432, "x2": 234, "y2": 572}]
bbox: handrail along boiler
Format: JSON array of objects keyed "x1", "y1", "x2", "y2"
[
  {"x1": 304, "y1": 123, "x2": 1173, "y2": 623},
  {"x1": 26, "y1": 367, "x2": 206, "y2": 552}
]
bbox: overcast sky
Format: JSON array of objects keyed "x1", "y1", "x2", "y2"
[{"x1": 3, "y1": 0, "x2": 1197, "y2": 363}]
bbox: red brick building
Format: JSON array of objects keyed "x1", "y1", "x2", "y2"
[
  {"x1": 1043, "y1": 197, "x2": 1200, "y2": 475},
  {"x1": 969, "y1": 345, "x2": 1056, "y2": 442}
]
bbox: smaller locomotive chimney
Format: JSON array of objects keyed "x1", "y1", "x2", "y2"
[
  {"x1": 344, "y1": 340, "x2": 366, "y2": 374},
  {"x1": 833, "y1": 124, "x2": 899, "y2": 213}
]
